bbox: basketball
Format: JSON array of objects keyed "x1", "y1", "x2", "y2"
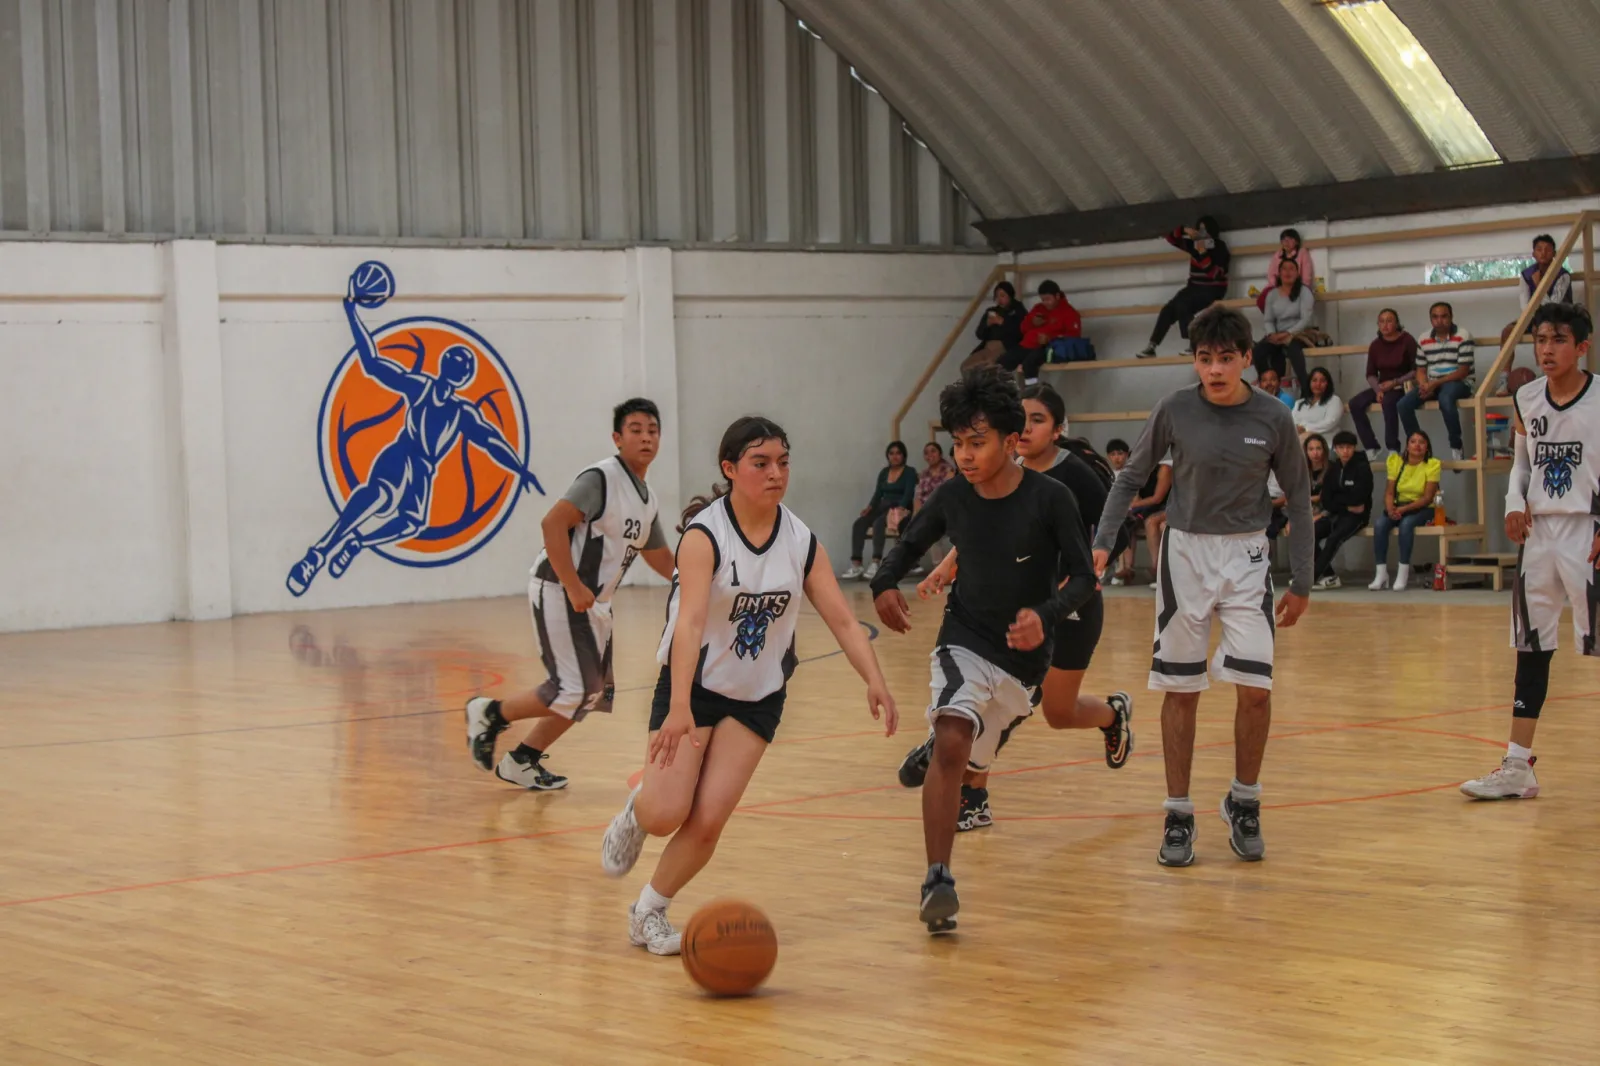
[
  {"x1": 349, "y1": 260, "x2": 395, "y2": 308},
  {"x1": 681, "y1": 900, "x2": 777, "y2": 997}
]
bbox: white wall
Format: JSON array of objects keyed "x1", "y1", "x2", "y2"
[{"x1": 0, "y1": 239, "x2": 989, "y2": 632}]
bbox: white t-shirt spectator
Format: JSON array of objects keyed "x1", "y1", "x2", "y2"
[{"x1": 1292, "y1": 393, "x2": 1345, "y2": 436}]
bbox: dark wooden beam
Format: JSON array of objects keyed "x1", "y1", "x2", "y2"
[{"x1": 975, "y1": 155, "x2": 1600, "y2": 253}]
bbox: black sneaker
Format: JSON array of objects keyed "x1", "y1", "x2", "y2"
[
  {"x1": 897, "y1": 733, "x2": 933, "y2": 788},
  {"x1": 1103, "y1": 691, "x2": 1134, "y2": 769},
  {"x1": 1157, "y1": 810, "x2": 1196, "y2": 867},
  {"x1": 495, "y1": 749, "x2": 569, "y2": 790},
  {"x1": 956, "y1": 785, "x2": 992, "y2": 832},
  {"x1": 919, "y1": 863, "x2": 959, "y2": 933},
  {"x1": 464, "y1": 697, "x2": 509, "y2": 771},
  {"x1": 1220, "y1": 794, "x2": 1265, "y2": 861}
]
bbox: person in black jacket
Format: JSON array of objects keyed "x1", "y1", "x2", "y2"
[
  {"x1": 962, "y1": 280, "x2": 1027, "y2": 371},
  {"x1": 1313, "y1": 430, "x2": 1374, "y2": 589}
]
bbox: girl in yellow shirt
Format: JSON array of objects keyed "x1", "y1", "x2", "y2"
[{"x1": 1369, "y1": 431, "x2": 1441, "y2": 590}]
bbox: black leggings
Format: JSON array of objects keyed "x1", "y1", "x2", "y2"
[
  {"x1": 851, "y1": 502, "x2": 892, "y2": 562},
  {"x1": 1151, "y1": 285, "x2": 1225, "y2": 346},
  {"x1": 1314, "y1": 512, "x2": 1367, "y2": 578},
  {"x1": 1252, "y1": 339, "x2": 1309, "y2": 386}
]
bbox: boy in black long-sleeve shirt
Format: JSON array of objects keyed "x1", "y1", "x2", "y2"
[
  {"x1": 872, "y1": 368, "x2": 1096, "y2": 934},
  {"x1": 1313, "y1": 430, "x2": 1374, "y2": 588}
]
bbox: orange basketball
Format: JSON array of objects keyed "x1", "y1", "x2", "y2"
[{"x1": 681, "y1": 900, "x2": 778, "y2": 997}]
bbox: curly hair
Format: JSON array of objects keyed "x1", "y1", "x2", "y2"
[
  {"x1": 939, "y1": 365, "x2": 1024, "y2": 437},
  {"x1": 1531, "y1": 302, "x2": 1593, "y2": 345},
  {"x1": 1188, "y1": 304, "x2": 1253, "y2": 354}
]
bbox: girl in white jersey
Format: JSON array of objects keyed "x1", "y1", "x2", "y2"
[
  {"x1": 1463, "y1": 303, "x2": 1600, "y2": 801},
  {"x1": 600, "y1": 416, "x2": 898, "y2": 955},
  {"x1": 464, "y1": 399, "x2": 676, "y2": 789}
]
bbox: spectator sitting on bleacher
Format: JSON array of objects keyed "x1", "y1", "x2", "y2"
[
  {"x1": 1350, "y1": 308, "x2": 1418, "y2": 461},
  {"x1": 1137, "y1": 216, "x2": 1229, "y2": 358},
  {"x1": 1304, "y1": 432, "x2": 1330, "y2": 507},
  {"x1": 1008, "y1": 280, "x2": 1081, "y2": 383},
  {"x1": 1253, "y1": 257, "x2": 1316, "y2": 388},
  {"x1": 1501, "y1": 233, "x2": 1575, "y2": 344},
  {"x1": 1399, "y1": 301, "x2": 1475, "y2": 461},
  {"x1": 841, "y1": 440, "x2": 917, "y2": 581},
  {"x1": 963, "y1": 281, "x2": 1027, "y2": 371},
  {"x1": 908, "y1": 441, "x2": 957, "y2": 577},
  {"x1": 1368, "y1": 430, "x2": 1441, "y2": 592},
  {"x1": 1255, "y1": 228, "x2": 1316, "y2": 311},
  {"x1": 1312, "y1": 430, "x2": 1372, "y2": 589},
  {"x1": 1124, "y1": 454, "x2": 1174, "y2": 582},
  {"x1": 1293, "y1": 368, "x2": 1344, "y2": 439},
  {"x1": 1255, "y1": 367, "x2": 1294, "y2": 409}
]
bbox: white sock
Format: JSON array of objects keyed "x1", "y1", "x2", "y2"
[
  {"x1": 1163, "y1": 796, "x2": 1194, "y2": 815},
  {"x1": 1231, "y1": 778, "x2": 1262, "y2": 803},
  {"x1": 637, "y1": 883, "x2": 672, "y2": 914},
  {"x1": 1507, "y1": 742, "x2": 1533, "y2": 763}
]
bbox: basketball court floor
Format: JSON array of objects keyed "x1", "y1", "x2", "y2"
[{"x1": 1, "y1": 585, "x2": 1595, "y2": 1064}]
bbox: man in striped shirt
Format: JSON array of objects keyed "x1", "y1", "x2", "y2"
[{"x1": 1399, "y1": 300, "x2": 1475, "y2": 461}]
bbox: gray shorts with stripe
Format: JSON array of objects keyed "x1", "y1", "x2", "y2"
[{"x1": 529, "y1": 577, "x2": 615, "y2": 719}]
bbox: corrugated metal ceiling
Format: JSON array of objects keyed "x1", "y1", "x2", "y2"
[{"x1": 783, "y1": 0, "x2": 1600, "y2": 222}]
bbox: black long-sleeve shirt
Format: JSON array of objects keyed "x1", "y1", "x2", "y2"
[
  {"x1": 1165, "y1": 227, "x2": 1230, "y2": 289},
  {"x1": 871, "y1": 469, "x2": 1096, "y2": 685},
  {"x1": 1321, "y1": 456, "x2": 1374, "y2": 522},
  {"x1": 974, "y1": 302, "x2": 1026, "y2": 350}
]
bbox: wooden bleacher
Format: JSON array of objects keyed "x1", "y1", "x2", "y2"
[{"x1": 893, "y1": 210, "x2": 1600, "y2": 589}]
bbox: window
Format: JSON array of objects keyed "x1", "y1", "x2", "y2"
[
  {"x1": 1425, "y1": 255, "x2": 1570, "y2": 286},
  {"x1": 1326, "y1": 1, "x2": 1498, "y2": 167}
]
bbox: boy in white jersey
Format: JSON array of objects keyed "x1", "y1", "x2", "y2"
[
  {"x1": 1463, "y1": 304, "x2": 1600, "y2": 800},
  {"x1": 464, "y1": 399, "x2": 676, "y2": 789}
]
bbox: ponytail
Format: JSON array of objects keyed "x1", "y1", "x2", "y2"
[{"x1": 678, "y1": 486, "x2": 728, "y2": 533}]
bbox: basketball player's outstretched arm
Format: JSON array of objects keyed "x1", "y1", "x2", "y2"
[
  {"x1": 803, "y1": 543, "x2": 898, "y2": 736},
  {"x1": 343, "y1": 290, "x2": 422, "y2": 400},
  {"x1": 459, "y1": 406, "x2": 545, "y2": 495},
  {"x1": 1092, "y1": 404, "x2": 1173, "y2": 573},
  {"x1": 870, "y1": 490, "x2": 950, "y2": 633},
  {"x1": 651, "y1": 529, "x2": 714, "y2": 768}
]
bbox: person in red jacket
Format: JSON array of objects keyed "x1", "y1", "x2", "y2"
[{"x1": 1003, "y1": 280, "x2": 1081, "y2": 383}]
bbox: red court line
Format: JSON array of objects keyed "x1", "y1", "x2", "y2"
[
  {"x1": 0, "y1": 820, "x2": 610, "y2": 910},
  {"x1": 4, "y1": 691, "x2": 1593, "y2": 910}
]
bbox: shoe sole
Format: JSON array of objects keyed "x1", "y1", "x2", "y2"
[
  {"x1": 494, "y1": 767, "x2": 569, "y2": 790},
  {"x1": 955, "y1": 814, "x2": 992, "y2": 833},
  {"x1": 1220, "y1": 797, "x2": 1265, "y2": 861},
  {"x1": 1157, "y1": 848, "x2": 1195, "y2": 867},
  {"x1": 1460, "y1": 784, "x2": 1539, "y2": 799},
  {"x1": 1105, "y1": 692, "x2": 1134, "y2": 769},
  {"x1": 920, "y1": 883, "x2": 959, "y2": 933}
]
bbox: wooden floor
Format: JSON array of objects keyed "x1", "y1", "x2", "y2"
[{"x1": 1, "y1": 585, "x2": 1597, "y2": 1065}]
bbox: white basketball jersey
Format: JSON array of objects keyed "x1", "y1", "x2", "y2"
[
  {"x1": 656, "y1": 495, "x2": 817, "y2": 702},
  {"x1": 534, "y1": 456, "x2": 659, "y2": 603},
  {"x1": 1516, "y1": 372, "x2": 1600, "y2": 516}
]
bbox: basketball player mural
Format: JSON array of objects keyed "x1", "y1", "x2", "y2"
[{"x1": 287, "y1": 261, "x2": 543, "y2": 596}]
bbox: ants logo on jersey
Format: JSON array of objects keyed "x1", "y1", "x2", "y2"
[
  {"x1": 1534, "y1": 441, "x2": 1583, "y2": 500},
  {"x1": 285, "y1": 261, "x2": 543, "y2": 597},
  {"x1": 729, "y1": 591, "x2": 793, "y2": 661}
]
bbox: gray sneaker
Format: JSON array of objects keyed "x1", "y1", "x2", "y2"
[
  {"x1": 1461, "y1": 756, "x2": 1539, "y2": 799},
  {"x1": 1221, "y1": 794, "x2": 1265, "y2": 861},
  {"x1": 919, "y1": 863, "x2": 959, "y2": 933},
  {"x1": 1158, "y1": 810, "x2": 1196, "y2": 867},
  {"x1": 601, "y1": 787, "x2": 648, "y2": 877}
]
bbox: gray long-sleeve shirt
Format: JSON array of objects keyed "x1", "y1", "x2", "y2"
[
  {"x1": 1262, "y1": 285, "x2": 1315, "y2": 336},
  {"x1": 1094, "y1": 384, "x2": 1315, "y2": 596}
]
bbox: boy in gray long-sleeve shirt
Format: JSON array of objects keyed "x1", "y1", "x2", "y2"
[{"x1": 1093, "y1": 305, "x2": 1312, "y2": 870}]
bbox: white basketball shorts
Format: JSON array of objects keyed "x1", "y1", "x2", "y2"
[
  {"x1": 1512, "y1": 514, "x2": 1598, "y2": 656},
  {"x1": 529, "y1": 577, "x2": 616, "y2": 719},
  {"x1": 925, "y1": 644, "x2": 1035, "y2": 772},
  {"x1": 1150, "y1": 527, "x2": 1276, "y2": 692}
]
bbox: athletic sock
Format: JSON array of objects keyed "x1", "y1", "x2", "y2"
[
  {"x1": 1507, "y1": 742, "x2": 1533, "y2": 763},
  {"x1": 1231, "y1": 779, "x2": 1262, "y2": 804},
  {"x1": 1163, "y1": 796, "x2": 1194, "y2": 816},
  {"x1": 637, "y1": 883, "x2": 672, "y2": 914},
  {"x1": 512, "y1": 743, "x2": 544, "y2": 762}
]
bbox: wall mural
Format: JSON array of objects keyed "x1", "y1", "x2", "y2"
[{"x1": 286, "y1": 261, "x2": 543, "y2": 596}]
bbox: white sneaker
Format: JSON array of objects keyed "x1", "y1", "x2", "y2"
[
  {"x1": 1393, "y1": 566, "x2": 1410, "y2": 591},
  {"x1": 1313, "y1": 574, "x2": 1341, "y2": 590},
  {"x1": 1109, "y1": 575, "x2": 1126, "y2": 586},
  {"x1": 1450, "y1": 448, "x2": 1464, "y2": 462},
  {"x1": 1365, "y1": 447, "x2": 1383, "y2": 462},
  {"x1": 1461, "y1": 756, "x2": 1539, "y2": 800},
  {"x1": 601, "y1": 787, "x2": 648, "y2": 877},
  {"x1": 1368, "y1": 569, "x2": 1389, "y2": 590},
  {"x1": 628, "y1": 904, "x2": 682, "y2": 955},
  {"x1": 863, "y1": 561, "x2": 880, "y2": 581},
  {"x1": 841, "y1": 564, "x2": 865, "y2": 580}
]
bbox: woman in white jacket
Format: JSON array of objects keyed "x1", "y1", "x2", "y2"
[
  {"x1": 1253, "y1": 258, "x2": 1316, "y2": 390},
  {"x1": 1293, "y1": 367, "x2": 1345, "y2": 439}
]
